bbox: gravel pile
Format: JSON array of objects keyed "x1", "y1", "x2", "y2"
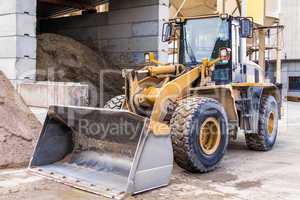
[
  {"x1": 37, "y1": 33, "x2": 123, "y2": 106},
  {"x1": 0, "y1": 71, "x2": 41, "y2": 168}
]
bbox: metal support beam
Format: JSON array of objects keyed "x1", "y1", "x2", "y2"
[
  {"x1": 235, "y1": 0, "x2": 242, "y2": 14},
  {"x1": 254, "y1": 25, "x2": 285, "y2": 30},
  {"x1": 258, "y1": 30, "x2": 266, "y2": 72},
  {"x1": 222, "y1": 0, "x2": 226, "y2": 14},
  {"x1": 254, "y1": 24, "x2": 284, "y2": 83},
  {"x1": 39, "y1": 0, "x2": 93, "y2": 9},
  {"x1": 276, "y1": 25, "x2": 282, "y2": 83},
  {"x1": 173, "y1": 0, "x2": 187, "y2": 18}
]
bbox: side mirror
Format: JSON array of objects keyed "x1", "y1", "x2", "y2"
[
  {"x1": 240, "y1": 18, "x2": 253, "y2": 38},
  {"x1": 162, "y1": 22, "x2": 173, "y2": 42},
  {"x1": 219, "y1": 48, "x2": 231, "y2": 64}
]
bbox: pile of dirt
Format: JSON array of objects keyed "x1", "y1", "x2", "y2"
[
  {"x1": 0, "y1": 72, "x2": 42, "y2": 169},
  {"x1": 36, "y1": 33, "x2": 124, "y2": 106}
]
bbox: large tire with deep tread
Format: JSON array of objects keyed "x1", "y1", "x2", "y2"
[
  {"x1": 170, "y1": 97, "x2": 229, "y2": 173},
  {"x1": 104, "y1": 95, "x2": 125, "y2": 110},
  {"x1": 245, "y1": 95, "x2": 279, "y2": 151}
]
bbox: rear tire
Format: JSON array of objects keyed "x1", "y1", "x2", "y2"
[
  {"x1": 170, "y1": 97, "x2": 229, "y2": 173},
  {"x1": 104, "y1": 95, "x2": 125, "y2": 110},
  {"x1": 245, "y1": 95, "x2": 279, "y2": 151}
]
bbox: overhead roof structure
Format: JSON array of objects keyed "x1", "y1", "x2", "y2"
[
  {"x1": 38, "y1": 0, "x2": 280, "y2": 26},
  {"x1": 170, "y1": 0, "x2": 241, "y2": 18},
  {"x1": 170, "y1": 0, "x2": 280, "y2": 26},
  {"x1": 37, "y1": 0, "x2": 107, "y2": 18},
  {"x1": 39, "y1": 0, "x2": 241, "y2": 19}
]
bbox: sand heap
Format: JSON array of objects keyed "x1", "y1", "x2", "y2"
[
  {"x1": 0, "y1": 72, "x2": 42, "y2": 168},
  {"x1": 37, "y1": 33, "x2": 123, "y2": 106}
]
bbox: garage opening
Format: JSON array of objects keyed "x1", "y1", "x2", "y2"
[{"x1": 36, "y1": 0, "x2": 123, "y2": 107}]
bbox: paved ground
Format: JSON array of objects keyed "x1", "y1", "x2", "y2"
[{"x1": 0, "y1": 101, "x2": 299, "y2": 200}]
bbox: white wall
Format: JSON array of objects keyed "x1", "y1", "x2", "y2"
[
  {"x1": 277, "y1": 0, "x2": 300, "y2": 97},
  {"x1": 281, "y1": 62, "x2": 300, "y2": 97},
  {"x1": 280, "y1": 0, "x2": 300, "y2": 60},
  {"x1": 0, "y1": 0, "x2": 36, "y2": 80}
]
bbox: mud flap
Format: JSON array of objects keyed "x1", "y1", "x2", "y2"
[{"x1": 29, "y1": 106, "x2": 173, "y2": 199}]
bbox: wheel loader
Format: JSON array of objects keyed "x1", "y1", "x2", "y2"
[{"x1": 29, "y1": 15, "x2": 282, "y2": 199}]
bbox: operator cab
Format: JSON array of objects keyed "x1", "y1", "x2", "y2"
[
  {"x1": 179, "y1": 16, "x2": 231, "y2": 85},
  {"x1": 163, "y1": 15, "x2": 261, "y2": 85}
]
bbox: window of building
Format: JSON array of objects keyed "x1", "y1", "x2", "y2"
[{"x1": 289, "y1": 77, "x2": 300, "y2": 91}]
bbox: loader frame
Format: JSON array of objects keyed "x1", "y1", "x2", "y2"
[
  {"x1": 29, "y1": 14, "x2": 283, "y2": 199},
  {"x1": 190, "y1": 83, "x2": 282, "y2": 138}
]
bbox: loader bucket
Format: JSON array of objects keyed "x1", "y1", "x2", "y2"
[{"x1": 29, "y1": 106, "x2": 173, "y2": 199}]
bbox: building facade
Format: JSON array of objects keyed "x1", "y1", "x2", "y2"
[{"x1": 278, "y1": 0, "x2": 300, "y2": 97}]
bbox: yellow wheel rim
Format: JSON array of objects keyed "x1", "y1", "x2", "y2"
[
  {"x1": 268, "y1": 112, "x2": 275, "y2": 136},
  {"x1": 199, "y1": 117, "x2": 221, "y2": 155}
]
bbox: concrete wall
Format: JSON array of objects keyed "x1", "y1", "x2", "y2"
[
  {"x1": 281, "y1": 61, "x2": 300, "y2": 97},
  {"x1": 280, "y1": 0, "x2": 300, "y2": 60},
  {"x1": 275, "y1": 0, "x2": 300, "y2": 97},
  {"x1": 267, "y1": 61, "x2": 300, "y2": 97},
  {"x1": 17, "y1": 81, "x2": 89, "y2": 108},
  {"x1": 265, "y1": 0, "x2": 300, "y2": 97},
  {"x1": 17, "y1": 81, "x2": 89, "y2": 122},
  {"x1": 0, "y1": 0, "x2": 36, "y2": 80},
  {"x1": 40, "y1": 0, "x2": 169, "y2": 68}
]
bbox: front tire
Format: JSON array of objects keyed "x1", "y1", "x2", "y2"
[
  {"x1": 245, "y1": 95, "x2": 279, "y2": 151},
  {"x1": 104, "y1": 95, "x2": 125, "y2": 110},
  {"x1": 170, "y1": 97, "x2": 229, "y2": 173}
]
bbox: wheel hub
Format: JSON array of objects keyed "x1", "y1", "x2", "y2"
[
  {"x1": 199, "y1": 117, "x2": 221, "y2": 155},
  {"x1": 268, "y1": 112, "x2": 275, "y2": 136}
]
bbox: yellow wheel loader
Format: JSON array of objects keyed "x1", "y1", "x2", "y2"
[{"x1": 29, "y1": 15, "x2": 282, "y2": 199}]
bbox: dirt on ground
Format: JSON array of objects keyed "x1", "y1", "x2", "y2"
[
  {"x1": 36, "y1": 33, "x2": 124, "y2": 106},
  {"x1": 0, "y1": 102, "x2": 299, "y2": 200},
  {"x1": 0, "y1": 72, "x2": 42, "y2": 169}
]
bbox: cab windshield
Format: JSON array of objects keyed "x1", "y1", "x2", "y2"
[{"x1": 180, "y1": 17, "x2": 230, "y2": 66}]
